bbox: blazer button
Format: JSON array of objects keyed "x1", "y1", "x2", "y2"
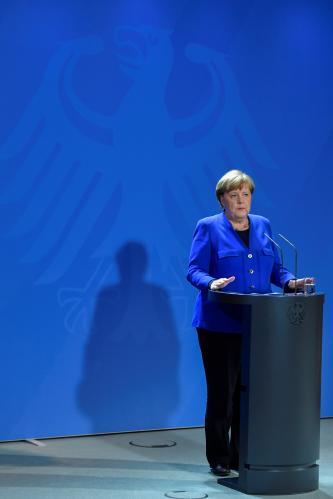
[
  {"x1": 249, "y1": 269, "x2": 254, "y2": 274},
  {"x1": 250, "y1": 284, "x2": 255, "y2": 289},
  {"x1": 248, "y1": 253, "x2": 253, "y2": 259}
]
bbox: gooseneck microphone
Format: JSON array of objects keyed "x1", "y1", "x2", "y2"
[
  {"x1": 264, "y1": 233, "x2": 285, "y2": 295},
  {"x1": 278, "y1": 233, "x2": 298, "y2": 295}
]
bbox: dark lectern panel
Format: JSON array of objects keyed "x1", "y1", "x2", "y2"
[
  {"x1": 247, "y1": 295, "x2": 323, "y2": 465},
  {"x1": 208, "y1": 291, "x2": 324, "y2": 494}
]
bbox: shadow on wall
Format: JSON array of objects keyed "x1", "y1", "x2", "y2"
[{"x1": 77, "y1": 241, "x2": 180, "y2": 433}]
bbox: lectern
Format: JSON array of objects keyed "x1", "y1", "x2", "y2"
[{"x1": 208, "y1": 291, "x2": 324, "y2": 495}]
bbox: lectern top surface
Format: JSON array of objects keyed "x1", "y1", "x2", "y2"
[{"x1": 208, "y1": 290, "x2": 324, "y2": 305}]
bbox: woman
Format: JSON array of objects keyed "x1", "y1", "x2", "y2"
[{"x1": 187, "y1": 169, "x2": 314, "y2": 477}]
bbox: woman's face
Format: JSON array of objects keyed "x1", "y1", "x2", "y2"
[{"x1": 220, "y1": 183, "x2": 252, "y2": 222}]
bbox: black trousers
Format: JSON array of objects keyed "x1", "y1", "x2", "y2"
[{"x1": 197, "y1": 328, "x2": 241, "y2": 468}]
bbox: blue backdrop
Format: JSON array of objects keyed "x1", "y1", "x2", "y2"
[{"x1": 0, "y1": 0, "x2": 332, "y2": 440}]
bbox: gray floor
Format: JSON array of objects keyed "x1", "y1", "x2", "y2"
[{"x1": 0, "y1": 419, "x2": 332, "y2": 499}]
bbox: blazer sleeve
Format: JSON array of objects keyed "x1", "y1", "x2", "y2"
[{"x1": 187, "y1": 220, "x2": 215, "y2": 290}]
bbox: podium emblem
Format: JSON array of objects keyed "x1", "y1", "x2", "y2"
[{"x1": 287, "y1": 303, "x2": 305, "y2": 325}]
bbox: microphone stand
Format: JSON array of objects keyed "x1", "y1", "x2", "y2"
[{"x1": 278, "y1": 233, "x2": 298, "y2": 295}]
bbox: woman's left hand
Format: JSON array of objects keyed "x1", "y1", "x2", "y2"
[{"x1": 288, "y1": 277, "x2": 315, "y2": 290}]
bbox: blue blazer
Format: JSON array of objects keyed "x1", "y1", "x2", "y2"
[{"x1": 187, "y1": 213, "x2": 294, "y2": 333}]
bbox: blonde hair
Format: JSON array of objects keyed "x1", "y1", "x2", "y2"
[{"x1": 215, "y1": 170, "x2": 255, "y2": 203}]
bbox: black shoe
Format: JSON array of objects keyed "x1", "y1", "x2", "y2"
[{"x1": 210, "y1": 464, "x2": 231, "y2": 477}]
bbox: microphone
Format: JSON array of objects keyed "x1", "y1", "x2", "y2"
[
  {"x1": 264, "y1": 233, "x2": 285, "y2": 295},
  {"x1": 278, "y1": 233, "x2": 298, "y2": 295}
]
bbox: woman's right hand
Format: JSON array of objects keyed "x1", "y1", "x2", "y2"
[{"x1": 210, "y1": 276, "x2": 236, "y2": 291}]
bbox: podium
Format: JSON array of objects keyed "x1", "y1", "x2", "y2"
[{"x1": 208, "y1": 291, "x2": 324, "y2": 495}]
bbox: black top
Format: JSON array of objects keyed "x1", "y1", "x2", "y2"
[{"x1": 236, "y1": 228, "x2": 250, "y2": 248}]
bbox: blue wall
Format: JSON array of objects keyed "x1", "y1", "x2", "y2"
[{"x1": 0, "y1": 0, "x2": 332, "y2": 440}]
